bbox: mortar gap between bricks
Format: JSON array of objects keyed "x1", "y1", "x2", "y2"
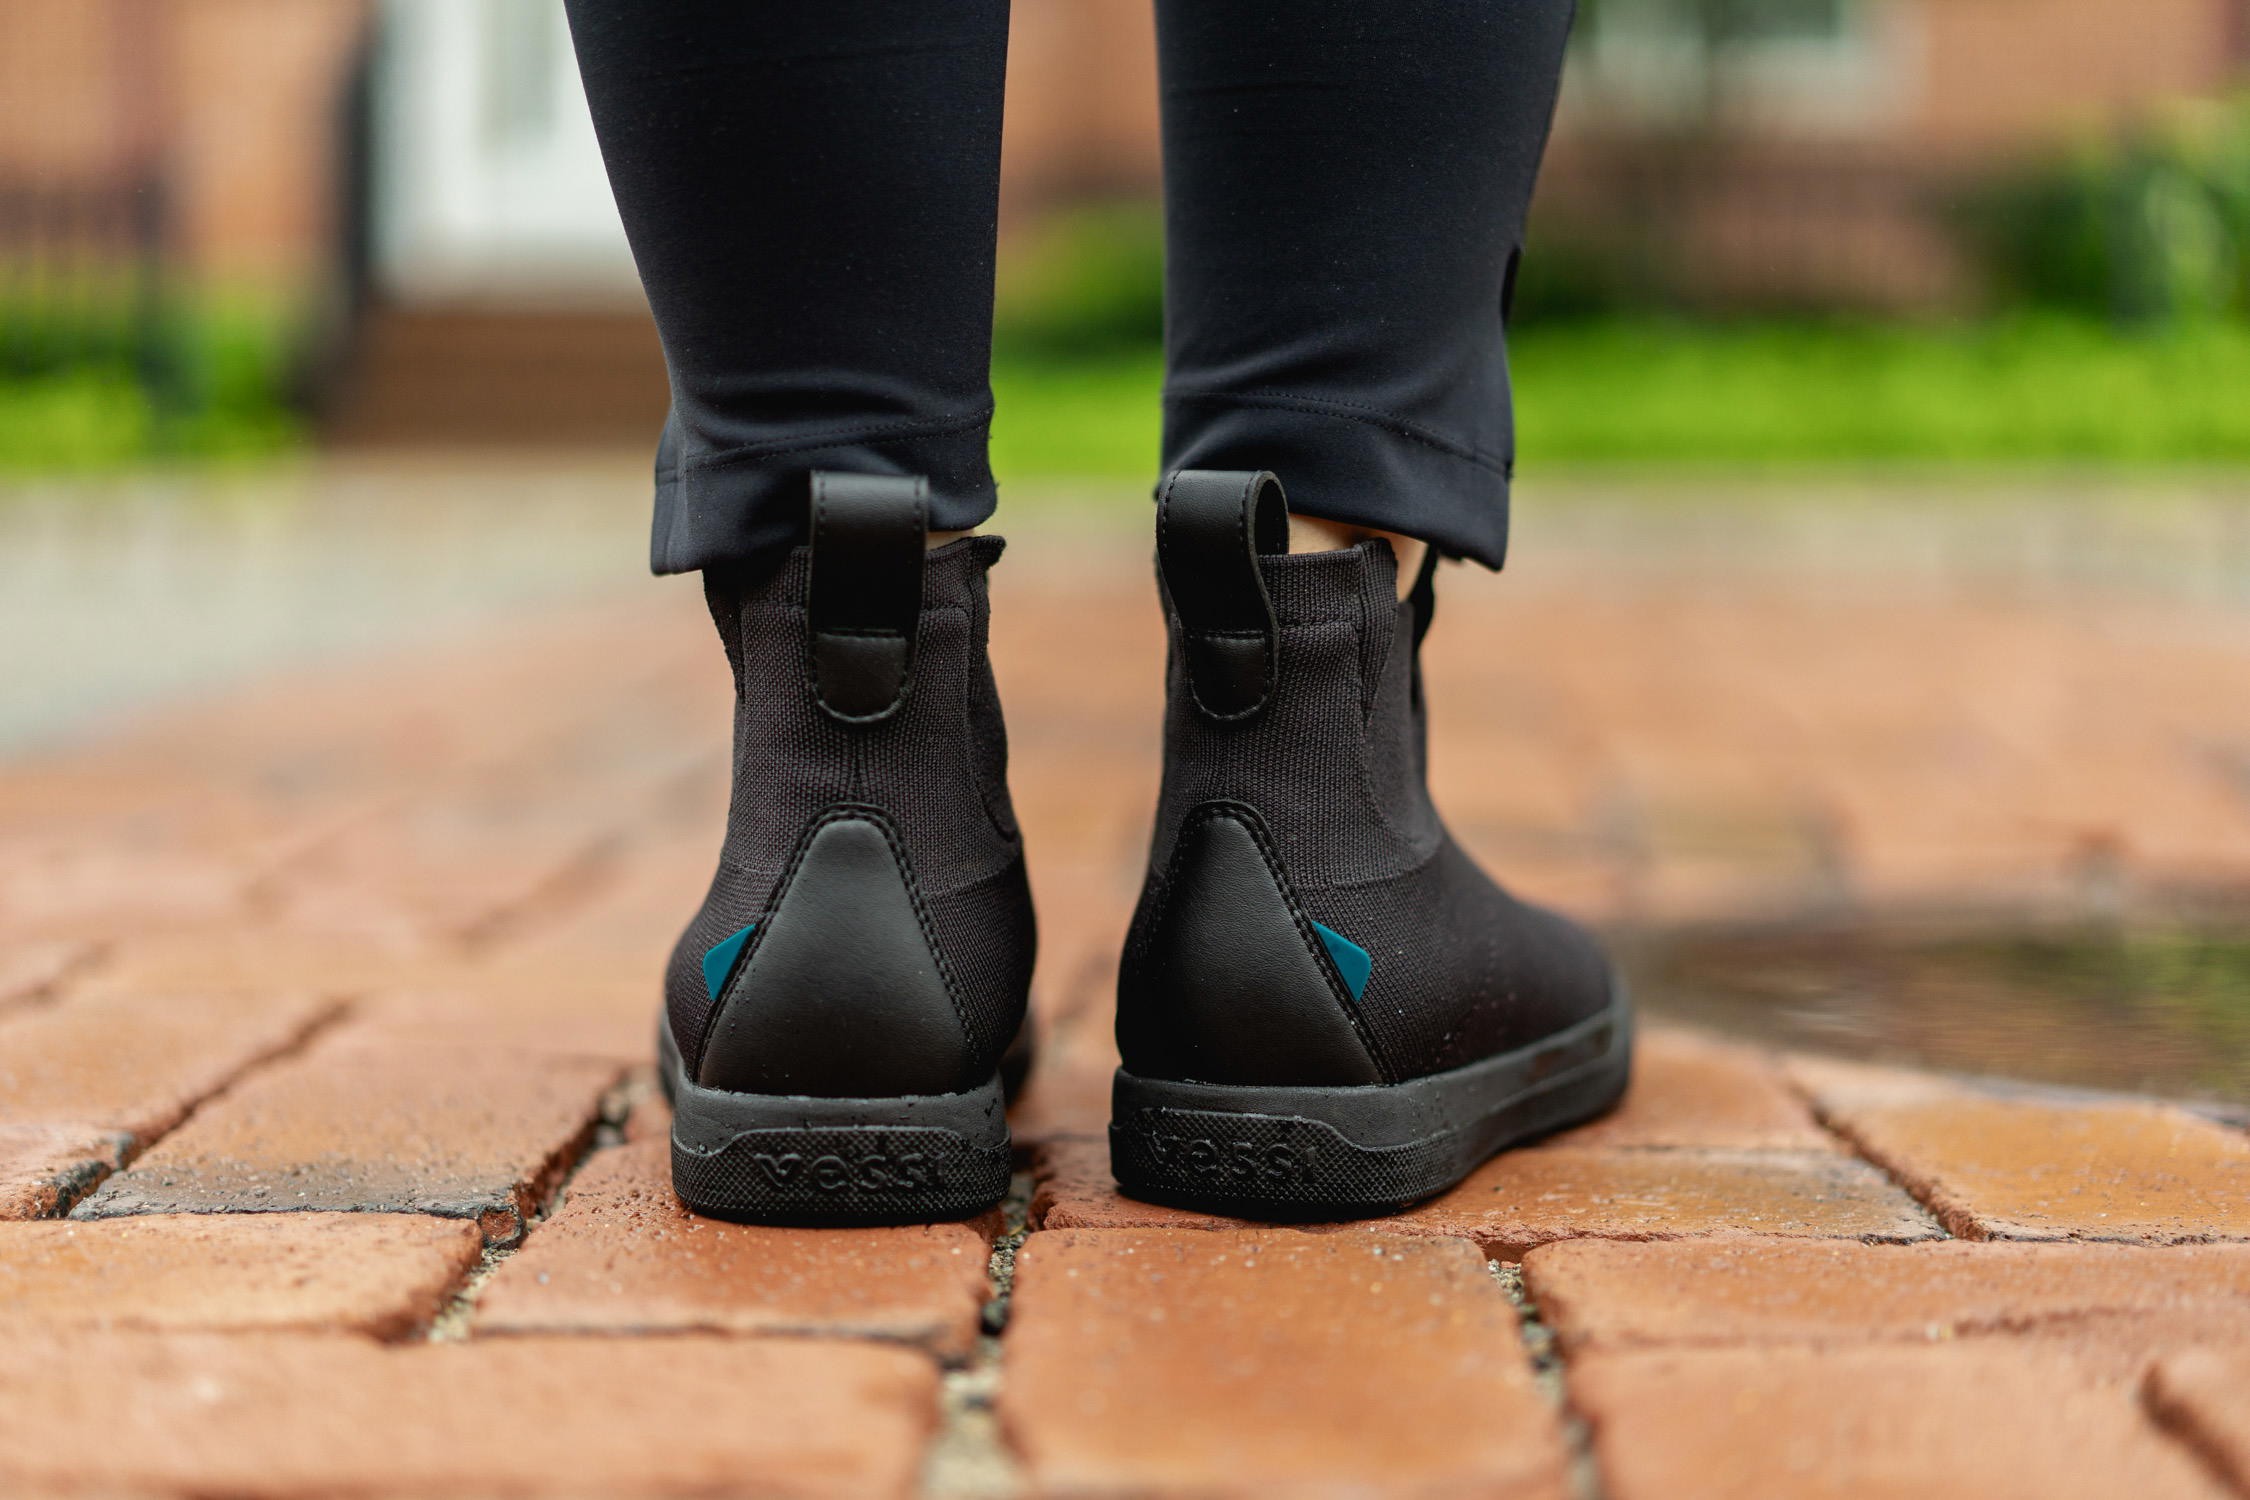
[
  {"x1": 0, "y1": 938, "x2": 113, "y2": 1021},
  {"x1": 235, "y1": 798, "x2": 400, "y2": 918},
  {"x1": 921, "y1": 1170, "x2": 1033, "y2": 1499},
  {"x1": 1778, "y1": 1066, "x2": 1962, "y2": 1241},
  {"x1": 2142, "y1": 1363, "x2": 2250, "y2": 1499},
  {"x1": 454, "y1": 829, "x2": 633, "y2": 956},
  {"x1": 47, "y1": 997, "x2": 359, "y2": 1220},
  {"x1": 423, "y1": 1068, "x2": 647, "y2": 1341},
  {"x1": 1491, "y1": 1259, "x2": 1610, "y2": 1500}
]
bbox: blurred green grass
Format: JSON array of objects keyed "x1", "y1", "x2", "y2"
[
  {"x1": 0, "y1": 370, "x2": 300, "y2": 471},
  {"x1": 0, "y1": 294, "x2": 304, "y2": 473},
  {"x1": 988, "y1": 318, "x2": 2250, "y2": 485},
  {"x1": 1511, "y1": 317, "x2": 2250, "y2": 466},
  {"x1": 11, "y1": 293, "x2": 2250, "y2": 479},
  {"x1": 989, "y1": 349, "x2": 1163, "y2": 484}
]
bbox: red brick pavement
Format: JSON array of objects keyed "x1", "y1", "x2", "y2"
[
  {"x1": 477, "y1": 1139, "x2": 996, "y2": 1358},
  {"x1": 1, "y1": 505, "x2": 2247, "y2": 1496},
  {"x1": 2152, "y1": 1351, "x2": 2250, "y2": 1496},
  {"x1": 1573, "y1": 1345, "x2": 2229, "y2": 1500},
  {"x1": 1792, "y1": 1056, "x2": 2250, "y2": 1243},
  {"x1": 1002, "y1": 1229, "x2": 1573, "y2": 1498},
  {"x1": 0, "y1": 1213, "x2": 483, "y2": 1337}
]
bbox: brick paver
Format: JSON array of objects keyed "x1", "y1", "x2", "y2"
[
  {"x1": 268, "y1": 810, "x2": 623, "y2": 949},
  {"x1": 1571, "y1": 1345, "x2": 2229, "y2": 1500},
  {"x1": 1002, "y1": 1228, "x2": 1570, "y2": 1499},
  {"x1": 77, "y1": 927, "x2": 432, "y2": 1007},
  {"x1": 1524, "y1": 1238, "x2": 2250, "y2": 1355},
  {"x1": 1794, "y1": 1059, "x2": 2250, "y2": 1242},
  {"x1": 1538, "y1": 1029, "x2": 1839, "y2": 1152},
  {"x1": 0, "y1": 1214, "x2": 481, "y2": 1337},
  {"x1": 0, "y1": 987, "x2": 338, "y2": 1147},
  {"x1": 0, "y1": 937, "x2": 96, "y2": 1014},
  {"x1": 477, "y1": 1139, "x2": 992, "y2": 1357},
  {"x1": 0, "y1": 1124, "x2": 126, "y2": 1220},
  {"x1": 1035, "y1": 1136, "x2": 1939, "y2": 1255},
  {"x1": 2148, "y1": 1350, "x2": 2250, "y2": 1496},
  {"x1": 0, "y1": 1331, "x2": 938, "y2": 1499},
  {"x1": 1031, "y1": 1137, "x2": 1251, "y2": 1233},
  {"x1": 74, "y1": 1026, "x2": 619, "y2": 1243},
  {"x1": 355, "y1": 969, "x2": 654, "y2": 1067},
  {"x1": 0, "y1": 823, "x2": 259, "y2": 936},
  {"x1": 1372, "y1": 1146, "x2": 1942, "y2": 1256},
  {"x1": 0, "y1": 986, "x2": 337, "y2": 1219}
]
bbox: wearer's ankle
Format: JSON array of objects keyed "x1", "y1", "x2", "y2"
[
  {"x1": 927, "y1": 528, "x2": 974, "y2": 550},
  {"x1": 1288, "y1": 515, "x2": 1427, "y2": 599}
]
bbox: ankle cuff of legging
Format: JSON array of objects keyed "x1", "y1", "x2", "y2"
[
  {"x1": 648, "y1": 419, "x2": 998, "y2": 577},
  {"x1": 1163, "y1": 396, "x2": 1513, "y2": 570}
]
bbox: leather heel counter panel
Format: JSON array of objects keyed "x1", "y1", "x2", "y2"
[
  {"x1": 698, "y1": 812, "x2": 977, "y2": 1097},
  {"x1": 1118, "y1": 807, "x2": 1383, "y2": 1087}
]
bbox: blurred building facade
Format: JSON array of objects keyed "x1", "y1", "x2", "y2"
[
  {"x1": 991, "y1": 0, "x2": 2250, "y2": 310},
  {"x1": 1544, "y1": 0, "x2": 2250, "y2": 308},
  {"x1": 0, "y1": 0, "x2": 367, "y2": 418},
  {"x1": 2, "y1": 0, "x2": 2245, "y2": 442},
  {"x1": 0, "y1": 0, "x2": 365, "y2": 290}
]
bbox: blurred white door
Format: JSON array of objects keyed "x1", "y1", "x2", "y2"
[{"x1": 372, "y1": 0, "x2": 639, "y2": 304}]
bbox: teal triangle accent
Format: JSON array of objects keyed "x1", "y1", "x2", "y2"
[
  {"x1": 702, "y1": 924, "x2": 756, "y2": 1001},
  {"x1": 1311, "y1": 921, "x2": 1372, "y2": 1001}
]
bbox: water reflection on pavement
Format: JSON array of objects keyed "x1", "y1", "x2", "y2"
[
  {"x1": 0, "y1": 455, "x2": 650, "y2": 751},
  {"x1": 1629, "y1": 911, "x2": 2250, "y2": 1113}
]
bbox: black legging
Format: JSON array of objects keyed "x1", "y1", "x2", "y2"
[{"x1": 563, "y1": 0, "x2": 1574, "y2": 576}]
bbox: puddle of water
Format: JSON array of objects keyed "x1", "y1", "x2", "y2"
[{"x1": 1628, "y1": 912, "x2": 2250, "y2": 1110}]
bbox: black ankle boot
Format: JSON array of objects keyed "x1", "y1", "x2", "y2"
[
  {"x1": 1112, "y1": 470, "x2": 1631, "y2": 1218},
  {"x1": 659, "y1": 474, "x2": 1034, "y2": 1224}
]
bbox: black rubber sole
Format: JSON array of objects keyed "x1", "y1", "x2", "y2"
[
  {"x1": 659, "y1": 1021, "x2": 1013, "y2": 1226},
  {"x1": 1109, "y1": 986, "x2": 1634, "y2": 1220}
]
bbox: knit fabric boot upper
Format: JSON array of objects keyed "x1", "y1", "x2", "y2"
[
  {"x1": 667, "y1": 534, "x2": 1034, "y2": 1097},
  {"x1": 1120, "y1": 533, "x2": 1614, "y2": 1088}
]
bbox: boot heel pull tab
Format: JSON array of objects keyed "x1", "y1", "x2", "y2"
[
  {"x1": 808, "y1": 471, "x2": 928, "y2": 723},
  {"x1": 1156, "y1": 469, "x2": 1290, "y2": 720}
]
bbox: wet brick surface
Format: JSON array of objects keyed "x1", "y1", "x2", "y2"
[{"x1": 4, "y1": 497, "x2": 2248, "y2": 1496}]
